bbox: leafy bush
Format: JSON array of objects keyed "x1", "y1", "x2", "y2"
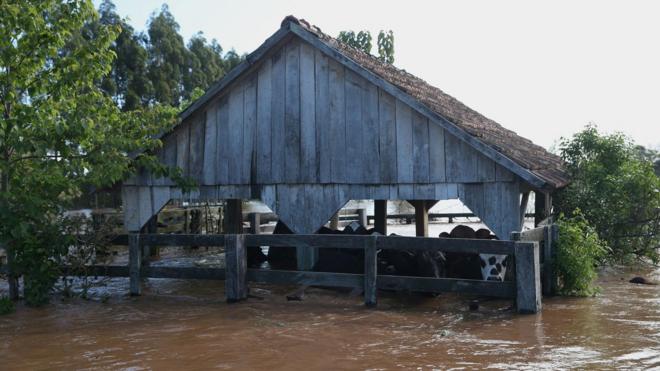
[
  {"x1": 0, "y1": 296, "x2": 15, "y2": 315},
  {"x1": 555, "y1": 212, "x2": 609, "y2": 296},
  {"x1": 555, "y1": 125, "x2": 660, "y2": 263}
]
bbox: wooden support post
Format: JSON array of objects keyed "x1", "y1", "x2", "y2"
[
  {"x1": 364, "y1": 237, "x2": 378, "y2": 307},
  {"x1": 357, "y1": 208, "x2": 368, "y2": 227},
  {"x1": 413, "y1": 201, "x2": 429, "y2": 237},
  {"x1": 542, "y1": 224, "x2": 559, "y2": 296},
  {"x1": 520, "y1": 191, "x2": 530, "y2": 230},
  {"x1": 128, "y1": 234, "x2": 142, "y2": 296},
  {"x1": 534, "y1": 191, "x2": 552, "y2": 227},
  {"x1": 140, "y1": 215, "x2": 159, "y2": 260},
  {"x1": 248, "y1": 213, "x2": 261, "y2": 234},
  {"x1": 514, "y1": 241, "x2": 541, "y2": 314},
  {"x1": 223, "y1": 199, "x2": 243, "y2": 234},
  {"x1": 374, "y1": 200, "x2": 387, "y2": 235},
  {"x1": 329, "y1": 212, "x2": 339, "y2": 230},
  {"x1": 225, "y1": 234, "x2": 247, "y2": 303}
]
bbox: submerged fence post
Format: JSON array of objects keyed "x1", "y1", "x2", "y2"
[
  {"x1": 364, "y1": 236, "x2": 378, "y2": 307},
  {"x1": 514, "y1": 241, "x2": 541, "y2": 314},
  {"x1": 549, "y1": 224, "x2": 559, "y2": 296},
  {"x1": 128, "y1": 233, "x2": 142, "y2": 296},
  {"x1": 225, "y1": 234, "x2": 247, "y2": 303}
]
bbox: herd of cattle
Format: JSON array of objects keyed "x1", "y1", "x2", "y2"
[{"x1": 246, "y1": 222, "x2": 511, "y2": 282}]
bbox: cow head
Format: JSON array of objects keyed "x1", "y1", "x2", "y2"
[{"x1": 479, "y1": 254, "x2": 509, "y2": 281}]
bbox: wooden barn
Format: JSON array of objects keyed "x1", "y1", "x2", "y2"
[{"x1": 120, "y1": 16, "x2": 570, "y2": 312}]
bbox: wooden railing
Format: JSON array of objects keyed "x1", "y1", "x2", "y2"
[
  {"x1": 1, "y1": 233, "x2": 543, "y2": 314},
  {"x1": 511, "y1": 224, "x2": 558, "y2": 296}
]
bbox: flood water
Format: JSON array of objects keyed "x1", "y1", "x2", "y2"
[{"x1": 1, "y1": 260, "x2": 659, "y2": 370}]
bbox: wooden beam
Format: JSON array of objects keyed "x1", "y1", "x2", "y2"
[
  {"x1": 374, "y1": 200, "x2": 387, "y2": 235},
  {"x1": 225, "y1": 234, "x2": 248, "y2": 303},
  {"x1": 248, "y1": 213, "x2": 261, "y2": 234},
  {"x1": 534, "y1": 191, "x2": 552, "y2": 226},
  {"x1": 412, "y1": 200, "x2": 429, "y2": 237},
  {"x1": 128, "y1": 234, "x2": 141, "y2": 296},
  {"x1": 378, "y1": 275, "x2": 516, "y2": 298},
  {"x1": 520, "y1": 191, "x2": 530, "y2": 230},
  {"x1": 139, "y1": 234, "x2": 226, "y2": 247},
  {"x1": 329, "y1": 212, "x2": 339, "y2": 230},
  {"x1": 247, "y1": 269, "x2": 363, "y2": 288},
  {"x1": 224, "y1": 199, "x2": 243, "y2": 234},
  {"x1": 364, "y1": 238, "x2": 378, "y2": 307},
  {"x1": 357, "y1": 208, "x2": 368, "y2": 227},
  {"x1": 514, "y1": 241, "x2": 541, "y2": 314}
]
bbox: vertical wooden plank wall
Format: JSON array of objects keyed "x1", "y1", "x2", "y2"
[{"x1": 124, "y1": 36, "x2": 530, "y2": 236}]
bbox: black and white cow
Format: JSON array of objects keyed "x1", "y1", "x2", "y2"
[{"x1": 440, "y1": 225, "x2": 510, "y2": 282}]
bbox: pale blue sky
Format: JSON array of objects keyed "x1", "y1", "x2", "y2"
[{"x1": 102, "y1": 0, "x2": 660, "y2": 150}]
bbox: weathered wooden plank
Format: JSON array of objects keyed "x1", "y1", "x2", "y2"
[
  {"x1": 477, "y1": 152, "x2": 496, "y2": 182},
  {"x1": 447, "y1": 183, "x2": 459, "y2": 199},
  {"x1": 284, "y1": 41, "x2": 301, "y2": 182},
  {"x1": 139, "y1": 233, "x2": 226, "y2": 247},
  {"x1": 189, "y1": 113, "x2": 206, "y2": 181},
  {"x1": 122, "y1": 186, "x2": 140, "y2": 232},
  {"x1": 364, "y1": 239, "x2": 378, "y2": 307},
  {"x1": 128, "y1": 234, "x2": 141, "y2": 296},
  {"x1": 549, "y1": 224, "x2": 559, "y2": 295},
  {"x1": 374, "y1": 200, "x2": 388, "y2": 235},
  {"x1": 329, "y1": 60, "x2": 346, "y2": 182},
  {"x1": 398, "y1": 184, "x2": 414, "y2": 200},
  {"x1": 176, "y1": 122, "x2": 190, "y2": 177},
  {"x1": 515, "y1": 241, "x2": 541, "y2": 313},
  {"x1": 445, "y1": 132, "x2": 477, "y2": 182},
  {"x1": 435, "y1": 183, "x2": 449, "y2": 200},
  {"x1": 414, "y1": 184, "x2": 435, "y2": 200},
  {"x1": 225, "y1": 234, "x2": 248, "y2": 303},
  {"x1": 499, "y1": 181, "x2": 521, "y2": 239},
  {"x1": 414, "y1": 201, "x2": 429, "y2": 237},
  {"x1": 289, "y1": 22, "x2": 549, "y2": 189},
  {"x1": 377, "y1": 235, "x2": 515, "y2": 255},
  {"x1": 227, "y1": 83, "x2": 245, "y2": 184},
  {"x1": 145, "y1": 266, "x2": 225, "y2": 280},
  {"x1": 379, "y1": 90, "x2": 397, "y2": 183},
  {"x1": 378, "y1": 275, "x2": 515, "y2": 298},
  {"x1": 428, "y1": 124, "x2": 446, "y2": 182},
  {"x1": 248, "y1": 234, "x2": 371, "y2": 249},
  {"x1": 300, "y1": 42, "x2": 317, "y2": 182},
  {"x1": 271, "y1": 49, "x2": 286, "y2": 182},
  {"x1": 256, "y1": 59, "x2": 273, "y2": 183},
  {"x1": 345, "y1": 69, "x2": 364, "y2": 183},
  {"x1": 216, "y1": 97, "x2": 229, "y2": 184},
  {"x1": 247, "y1": 269, "x2": 363, "y2": 288},
  {"x1": 151, "y1": 187, "x2": 171, "y2": 216},
  {"x1": 202, "y1": 104, "x2": 218, "y2": 185},
  {"x1": 138, "y1": 186, "x2": 152, "y2": 230},
  {"x1": 496, "y1": 163, "x2": 516, "y2": 182},
  {"x1": 412, "y1": 112, "x2": 430, "y2": 183},
  {"x1": 481, "y1": 182, "x2": 500, "y2": 235},
  {"x1": 224, "y1": 199, "x2": 243, "y2": 234},
  {"x1": 243, "y1": 75, "x2": 257, "y2": 184},
  {"x1": 362, "y1": 79, "x2": 380, "y2": 183},
  {"x1": 315, "y1": 49, "x2": 331, "y2": 183},
  {"x1": 396, "y1": 99, "x2": 413, "y2": 183}
]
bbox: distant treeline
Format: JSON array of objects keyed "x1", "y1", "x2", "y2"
[{"x1": 87, "y1": 1, "x2": 244, "y2": 111}]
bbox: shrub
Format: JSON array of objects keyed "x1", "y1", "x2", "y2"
[
  {"x1": 555, "y1": 125, "x2": 660, "y2": 263},
  {"x1": 555, "y1": 211, "x2": 609, "y2": 296},
  {"x1": 0, "y1": 296, "x2": 15, "y2": 315}
]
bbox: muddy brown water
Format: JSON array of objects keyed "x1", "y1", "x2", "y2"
[{"x1": 1, "y1": 260, "x2": 659, "y2": 370}]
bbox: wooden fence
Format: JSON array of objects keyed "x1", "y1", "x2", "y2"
[
  {"x1": 511, "y1": 224, "x2": 558, "y2": 296},
  {"x1": 1, "y1": 233, "x2": 543, "y2": 314}
]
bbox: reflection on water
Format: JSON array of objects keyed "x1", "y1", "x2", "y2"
[{"x1": 1, "y1": 266, "x2": 659, "y2": 370}]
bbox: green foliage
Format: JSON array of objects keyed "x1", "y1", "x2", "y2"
[
  {"x1": 555, "y1": 125, "x2": 660, "y2": 263},
  {"x1": 377, "y1": 30, "x2": 394, "y2": 64},
  {"x1": 0, "y1": 0, "x2": 182, "y2": 306},
  {"x1": 555, "y1": 212, "x2": 609, "y2": 296},
  {"x1": 338, "y1": 29, "x2": 395, "y2": 64},
  {"x1": 0, "y1": 296, "x2": 14, "y2": 315}
]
